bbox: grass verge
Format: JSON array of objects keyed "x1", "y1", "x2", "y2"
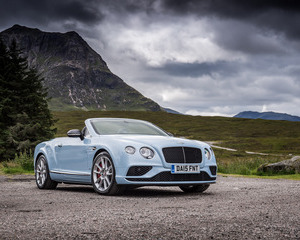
[
  {"x1": 214, "y1": 148, "x2": 299, "y2": 180},
  {"x1": 219, "y1": 173, "x2": 300, "y2": 180},
  {"x1": 0, "y1": 152, "x2": 34, "y2": 175}
]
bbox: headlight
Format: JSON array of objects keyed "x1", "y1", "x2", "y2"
[
  {"x1": 140, "y1": 147, "x2": 154, "y2": 159},
  {"x1": 204, "y1": 148, "x2": 211, "y2": 160},
  {"x1": 210, "y1": 147, "x2": 214, "y2": 157},
  {"x1": 125, "y1": 146, "x2": 135, "y2": 154}
]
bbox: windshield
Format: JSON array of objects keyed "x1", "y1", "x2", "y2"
[{"x1": 90, "y1": 119, "x2": 168, "y2": 136}]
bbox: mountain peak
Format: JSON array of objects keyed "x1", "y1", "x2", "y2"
[
  {"x1": 0, "y1": 25, "x2": 161, "y2": 111},
  {"x1": 5, "y1": 24, "x2": 42, "y2": 34}
]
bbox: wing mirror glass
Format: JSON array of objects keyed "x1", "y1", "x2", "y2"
[{"x1": 67, "y1": 129, "x2": 83, "y2": 140}]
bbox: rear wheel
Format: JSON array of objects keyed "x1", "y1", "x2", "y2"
[
  {"x1": 35, "y1": 155, "x2": 57, "y2": 189},
  {"x1": 179, "y1": 184, "x2": 209, "y2": 193},
  {"x1": 92, "y1": 152, "x2": 125, "y2": 195}
]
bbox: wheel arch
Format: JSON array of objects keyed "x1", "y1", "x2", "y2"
[
  {"x1": 35, "y1": 152, "x2": 45, "y2": 163},
  {"x1": 34, "y1": 150, "x2": 47, "y2": 169},
  {"x1": 93, "y1": 148, "x2": 110, "y2": 161}
]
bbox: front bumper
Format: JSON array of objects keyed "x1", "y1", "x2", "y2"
[{"x1": 116, "y1": 165, "x2": 217, "y2": 185}]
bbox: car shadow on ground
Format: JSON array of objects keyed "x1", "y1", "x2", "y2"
[
  {"x1": 56, "y1": 185, "x2": 95, "y2": 193},
  {"x1": 55, "y1": 184, "x2": 214, "y2": 198},
  {"x1": 123, "y1": 187, "x2": 214, "y2": 198}
]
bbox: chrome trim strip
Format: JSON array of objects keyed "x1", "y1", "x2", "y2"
[
  {"x1": 50, "y1": 170, "x2": 90, "y2": 176},
  {"x1": 182, "y1": 147, "x2": 186, "y2": 163}
]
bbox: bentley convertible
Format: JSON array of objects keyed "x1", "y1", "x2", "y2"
[{"x1": 34, "y1": 118, "x2": 217, "y2": 195}]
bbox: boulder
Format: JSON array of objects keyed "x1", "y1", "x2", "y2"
[{"x1": 257, "y1": 156, "x2": 300, "y2": 174}]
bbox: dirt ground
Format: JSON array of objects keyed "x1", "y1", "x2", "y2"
[{"x1": 0, "y1": 175, "x2": 299, "y2": 239}]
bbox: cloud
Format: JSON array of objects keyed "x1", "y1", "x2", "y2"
[
  {"x1": 0, "y1": 0, "x2": 103, "y2": 30},
  {"x1": 153, "y1": 61, "x2": 237, "y2": 78},
  {"x1": 161, "y1": 0, "x2": 300, "y2": 41},
  {"x1": 1, "y1": 0, "x2": 300, "y2": 117}
]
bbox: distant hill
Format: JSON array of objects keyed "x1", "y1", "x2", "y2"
[
  {"x1": 0, "y1": 25, "x2": 161, "y2": 111},
  {"x1": 234, "y1": 111, "x2": 300, "y2": 122},
  {"x1": 163, "y1": 108, "x2": 182, "y2": 114}
]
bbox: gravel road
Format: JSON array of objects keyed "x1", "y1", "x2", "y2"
[{"x1": 0, "y1": 175, "x2": 299, "y2": 240}]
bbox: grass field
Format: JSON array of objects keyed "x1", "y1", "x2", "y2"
[
  {"x1": 1, "y1": 110, "x2": 299, "y2": 179},
  {"x1": 53, "y1": 110, "x2": 300, "y2": 154},
  {"x1": 50, "y1": 111, "x2": 300, "y2": 178}
]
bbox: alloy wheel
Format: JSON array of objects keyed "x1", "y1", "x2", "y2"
[{"x1": 93, "y1": 155, "x2": 114, "y2": 192}]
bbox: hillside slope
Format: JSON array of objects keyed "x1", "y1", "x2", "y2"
[
  {"x1": 234, "y1": 111, "x2": 300, "y2": 122},
  {"x1": 0, "y1": 25, "x2": 161, "y2": 111},
  {"x1": 53, "y1": 111, "x2": 300, "y2": 155}
]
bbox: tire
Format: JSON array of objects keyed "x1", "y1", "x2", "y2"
[
  {"x1": 91, "y1": 152, "x2": 125, "y2": 195},
  {"x1": 35, "y1": 155, "x2": 58, "y2": 189},
  {"x1": 179, "y1": 184, "x2": 209, "y2": 193}
]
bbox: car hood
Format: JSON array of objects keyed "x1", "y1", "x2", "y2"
[{"x1": 100, "y1": 135, "x2": 209, "y2": 149}]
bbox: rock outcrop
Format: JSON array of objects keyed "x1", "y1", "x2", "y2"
[{"x1": 258, "y1": 156, "x2": 300, "y2": 174}]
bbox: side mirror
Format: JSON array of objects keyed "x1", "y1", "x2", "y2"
[{"x1": 67, "y1": 129, "x2": 83, "y2": 140}]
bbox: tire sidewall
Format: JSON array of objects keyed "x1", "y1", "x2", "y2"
[{"x1": 35, "y1": 155, "x2": 48, "y2": 189}]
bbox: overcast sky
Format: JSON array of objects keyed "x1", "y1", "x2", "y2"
[{"x1": 1, "y1": 0, "x2": 300, "y2": 116}]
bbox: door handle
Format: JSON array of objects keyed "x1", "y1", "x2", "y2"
[{"x1": 56, "y1": 144, "x2": 63, "y2": 148}]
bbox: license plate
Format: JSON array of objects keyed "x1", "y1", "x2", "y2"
[{"x1": 171, "y1": 165, "x2": 200, "y2": 174}]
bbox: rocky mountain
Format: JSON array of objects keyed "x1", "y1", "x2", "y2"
[
  {"x1": 234, "y1": 111, "x2": 300, "y2": 122},
  {"x1": 0, "y1": 25, "x2": 161, "y2": 111}
]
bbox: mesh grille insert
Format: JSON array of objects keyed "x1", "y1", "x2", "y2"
[
  {"x1": 209, "y1": 166, "x2": 217, "y2": 175},
  {"x1": 162, "y1": 147, "x2": 202, "y2": 163},
  {"x1": 126, "y1": 166, "x2": 152, "y2": 176}
]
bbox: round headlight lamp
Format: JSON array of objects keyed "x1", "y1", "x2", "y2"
[
  {"x1": 204, "y1": 148, "x2": 211, "y2": 160},
  {"x1": 140, "y1": 147, "x2": 154, "y2": 159},
  {"x1": 125, "y1": 146, "x2": 136, "y2": 154}
]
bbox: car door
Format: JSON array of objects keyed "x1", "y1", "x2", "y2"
[{"x1": 55, "y1": 137, "x2": 90, "y2": 176}]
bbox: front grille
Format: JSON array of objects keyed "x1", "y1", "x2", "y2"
[
  {"x1": 126, "y1": 171, "x2": 215, "y2": 182},
  {"x1": 126, "y1": 166, "x2": 152, "y2": 176},
  {"x1": 162, "y1": 147, "x2": 202, "y2": 163}
]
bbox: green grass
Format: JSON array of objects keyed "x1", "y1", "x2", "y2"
[
  {"x1": 53, "y1": 111, "x2": 300, "y2": 154},
  {"x1": 2, "y1": 110, "x2": 300, "y2": 179},
  {"x1": 50, "y1": 110, "x2": 300, "y2": 179},
  {"x1": 214, "y1": 148, "x2": 291, "y2": 175},
  {"x1": 0, "y1": 152, "x2": 34, "y2": 175}
]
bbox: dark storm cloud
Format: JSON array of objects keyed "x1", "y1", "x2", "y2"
[
  {"x1": 162, "y1": 0, "x2": 300, "y2": 18},
  {"x1": 153, "y1": 61, "x2": 236, "y2": 78},
  {"x1": 0, "y1": 0, "x2": 103, "y2": 27},
  {"x1": 211, "y1": 20, "x2": 288, "y2": 55},
  {"x1": 2, "y1": 0, "x2": 300, "y2": 41},
  {"x1": 161, "y1": 0, "x2": 300, "y2": 41}
]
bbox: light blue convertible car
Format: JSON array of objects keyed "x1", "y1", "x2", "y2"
[{"x1": 34, "y1": 118, "x2": 217, "y2": 195}]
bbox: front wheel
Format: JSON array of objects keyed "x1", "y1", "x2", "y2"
[
  {"x1": 35, "y1": 155, "x2": 57, "y2": 189},
  {"x1": 179, "y1": 184, "x2": 209, "y2": 193},
  {"x1": 91, "y1": 152, "x2": 125, "y2": 195}
]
